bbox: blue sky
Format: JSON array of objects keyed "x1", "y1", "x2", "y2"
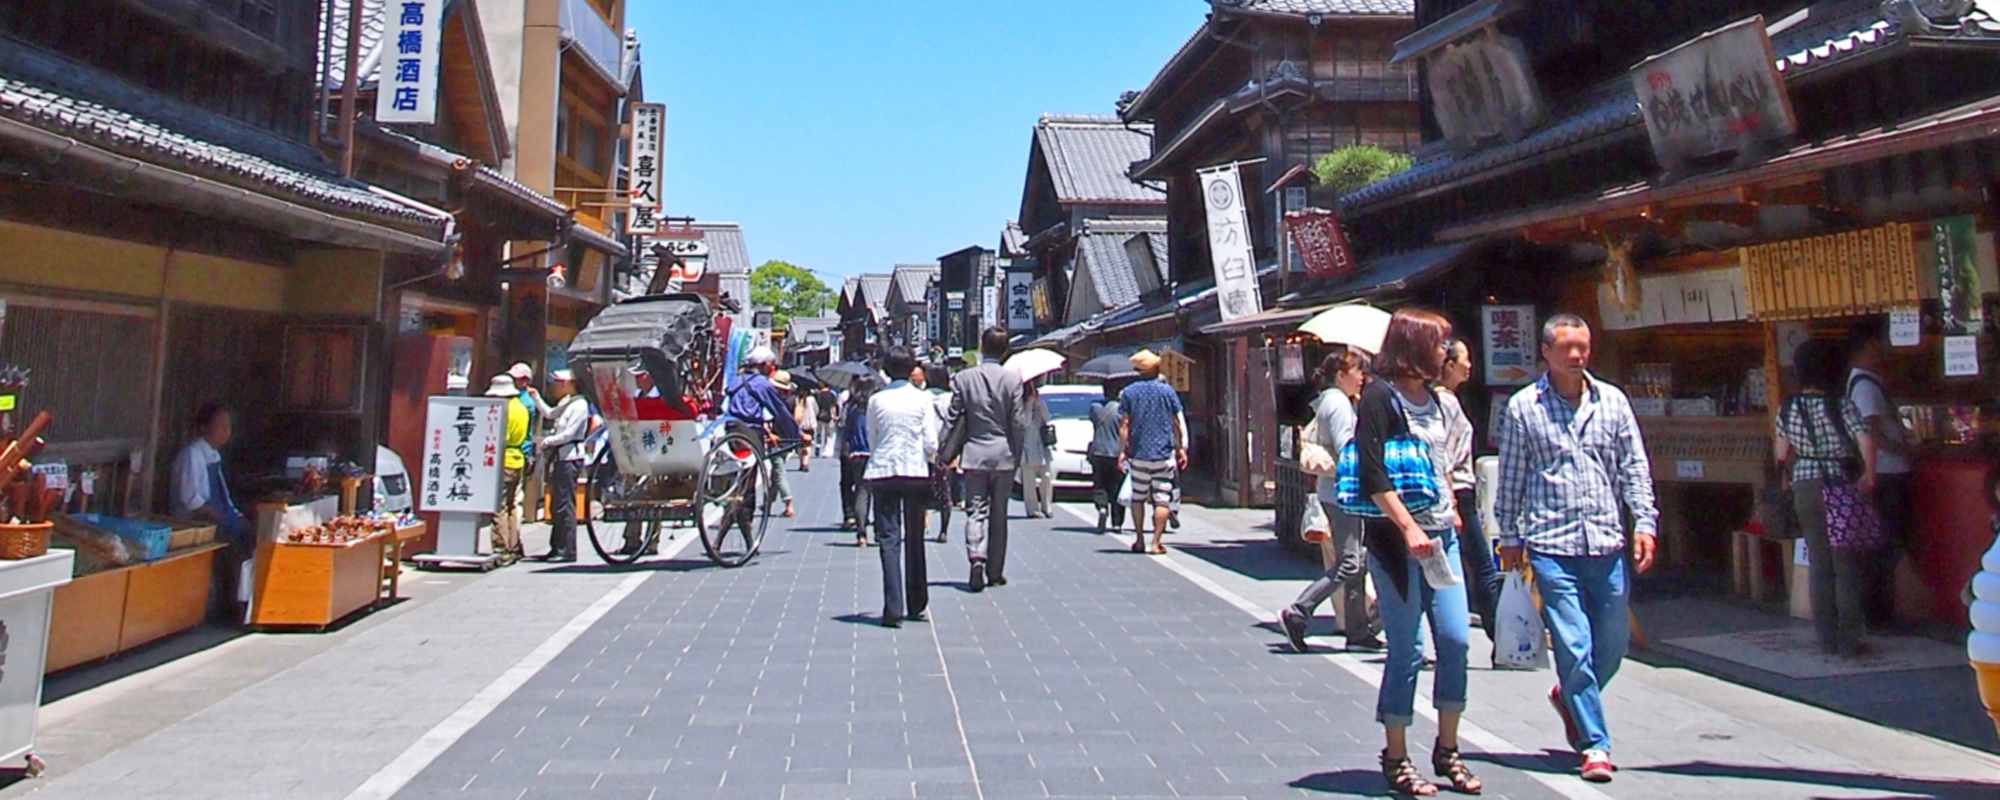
[{"x1": 628, "y1": 1, "x2": 1204, "y2": 283}]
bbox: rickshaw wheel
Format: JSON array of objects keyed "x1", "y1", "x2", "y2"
[
  {"x1": 696, "y1": 430, "x2": 770, "y2": 568},
  {"x1": 585, "y1": 447, "x2": 661, "y2": 564}
]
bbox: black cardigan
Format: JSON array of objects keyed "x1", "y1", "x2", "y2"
[{"x1": 1353, "y1": 379, "x2": 1438, "y2": 600}]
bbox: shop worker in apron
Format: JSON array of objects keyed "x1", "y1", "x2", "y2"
[{"x1": 172, "y1": 402, "x2": 251, "y2": 620}]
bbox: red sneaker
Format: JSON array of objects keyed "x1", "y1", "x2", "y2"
[
  {"x1": 1580, "y1": 750, "x2": 1615, "y2": 783},
  {"x1": 1549, "y1": 685, "x2": 1581, "y2": 749}
]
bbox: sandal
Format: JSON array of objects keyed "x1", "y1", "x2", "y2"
[
  {"x1": 1432, "y1": 741, "x2": 1482, "y2": 794},
  {"x1": 1381, "y1": 750, "x2": 1438, "y2": 797},
  {"x1": 1131, "y1": 538, "x2": 1146, "y2": 553},
  {"x1": 1149, "y1": 543, "x2": 1167, "y2": 555}
]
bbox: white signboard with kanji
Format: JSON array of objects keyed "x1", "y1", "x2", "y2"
[
  {"x1": 1481, "y1": 305, "x2": 1536, "y2": 385},
  {"x1": 1199, "y1": 162, "x2": 1264, "y2": 322},
  {"x1": 419, "y1": 396, "x2": 506, "y2": 514},
  {"x1": 626, "y1": 103, "x2": 667, "y2": 235},
  {"x1": 375, "y1": 0, "x2": 444, "y2": 124}
]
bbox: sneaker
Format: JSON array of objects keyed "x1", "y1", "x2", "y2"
[
  {"x1": 1550, "y1": 686, "x2": 1581, "y2": 750},
  {"x1": 1095, "y1": 508, "x2": 1108, "y2": 534},
  {"x1": 990, "y1": 576, "x2": 1008, "y2": 587},
  {"x1": 1345, "y1": 634, "x2": 1385, "y2": 652},
  {"x1": 1579, "y1": 750, "x2": 1615, "y2": 783},
  {"x1": 969, "y1": 561, "x2": 987, "y2": 592},
  {"x1": 1280, "y1": 608, "x2": 1310, "y2": 653}
]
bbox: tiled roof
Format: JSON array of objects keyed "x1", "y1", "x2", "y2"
[
  {"x1": 787, "y1": 315, "x2": 840, "y2": 340},
  {"x1": 320, "y1": 0, "x2": 389, "y2": 92},
  {"x1": 890, "y1": 263, "x2": 941, "y2": 308},
  {"x1": 0, "y1": 74, "x2": 445, "y2": 235},
  {"x1": 1278, "y1": 241, "x2": 1480, "y2": 305},
  {"x1": 840, "y1": 276, "x2": 862, "y2": 309},
  {"x1": 858, "y1": 274, "x2": 894, "y2": 314},
  {"x1": 1076, "y1": 219, "x2": 1170, "y2": 310},
  {"x1": 1034, "y1": 115, "x2": 1166, "y2": 205},
  {"x1": 1344, "y1": 0, "x2": 1961, "y2": 214},
  {"x1": 691, "y1": 223, "x2": 752, "y2": 275},
  {"x1": 1215, "y1": 0, "x2": 1414, "y2": 16}
]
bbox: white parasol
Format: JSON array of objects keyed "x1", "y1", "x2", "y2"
[
  {"x1": 1004, "y1": 348, "x2": 1067, "y2": 382},
  {"x1": 1298, "y1": 304, "x2": 1392, "y2": 354}
]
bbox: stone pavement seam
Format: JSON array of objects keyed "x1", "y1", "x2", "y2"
[
  {"x1": 925, "y1": 599, "x2": 988, "y2": 800},
  {"x1": 346, "y1": 564, "x2": 664, "y2": 800},
  {"x1": 1054, "y1": 502, "x2": 1616, "y2": 800}
]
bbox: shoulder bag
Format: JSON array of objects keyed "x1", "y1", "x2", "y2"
[
  {"x1": 1819, "y1": 395, "x2": 1889, "y2": 552},
  {"x1": 1334, "y1": 389, "x2": 1441, "y2": 519},
  {"x1": 1297, "y1": 415, "x2": 1340, "y2": 477}
]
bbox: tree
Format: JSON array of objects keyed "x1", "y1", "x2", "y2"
[
  {"x1": 749, "y1": 260, "x2": 834, "y2": 329},
  {"x1": 1311, "y1": 145, "x2": 1414, "y2": 197}
]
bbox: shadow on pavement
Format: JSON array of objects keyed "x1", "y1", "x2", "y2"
[
  {"x1": 1172, "y1": 537, "x2": 1326, "y2": 586},
  {"x1": 42, "y1": 623, "x2": 249, "y2": 704},
  {"x1": 532, "y1": 555, "x2": 786, "y2": 574},
  {"x1": 1289, "y1": 769, "x2": 1391, "y2": 794},
  {"x1": 1635, "y1": 759, "x2": 2000, "y2": 799}
]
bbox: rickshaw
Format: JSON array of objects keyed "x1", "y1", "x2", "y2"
[{"x1": 566, "y1": 293, "x2": 794, "y2": 567}]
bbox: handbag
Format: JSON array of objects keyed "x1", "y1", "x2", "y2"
[
  {"x1": 1301, "y1": 498, "x2": 1331, "y2": 544},
  {"x1": 1298, "y1": 416, "x2": 1340, "y2": 478},
  {"x1": 1823, "y1": 481, "x2": 1888, "y2": 551},
  {"x1": 1041, "y1": 423, "x2": 1059, "y2": 448},
  {"x1": 1334, "y1": 390, "x2": 1441, "y2": 519}
]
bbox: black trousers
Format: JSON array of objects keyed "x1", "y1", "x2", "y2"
[
  {"x1": 1868, "y1": 472, "x2": 1915, "y2": 626},
  {"x1": 841, "y1": 457, "x2": 866, "y2": 524},
  {"x1": 870, "y1": 478, "x2": 931, "y2": 619},
  {"x1": 1088, "y1": 455, "x2": 1126, "y2": 529},
  {"x1": 548, "y1": 458, "x2": 580, "y2": 557}
]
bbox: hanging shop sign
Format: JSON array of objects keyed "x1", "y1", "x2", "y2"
[
  {"x1": 1284, "y1": 208, "x2": 1357, "y2": 280},
  {"x1": 1029, "y1": 277, "x2": 1057, "y2": 328},
  {"x1": 375, "y1": 0, "x2": 444, "y2": 124},
  {"x1": 419, "y1": 396, "x2": 505, "y2": 514},
  {"x1": 1198, "y1": 162, "x2": 1264, "y2": 322},
  {"x1": 1742, "y1": 222, "x2": 1919, "y2": 320},
  {"x1": 1426, "y1": 32, "x2": 1546, "y2": 149},
  {"x1": 1630, "y1": 16, "x2": 1797, "y2": 175},
  {"x1": 1007, "y1": 271, "x2": 1036, "y2": 332},
  {"x1": 1480, "y1": 305, "x2": 1536, "y2": 385},
  {"x1": 626, "y1": 103, "x2": 667, "y2": 235},
  {"x1": 1933, "y1": 214, "x2": 1985, "y2": 335}
]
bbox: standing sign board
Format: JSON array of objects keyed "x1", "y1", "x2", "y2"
[
  {"x1": 415, "y1": 396, "x2": 505, "y2": 570},
  {"x1": 1632, "y1": 16, "x2": 1796, "y2": 175},
  {"x1": 626, "y1": 103, "x2": 667, "y2": 235},
  {"x1": 375, "y1": 0, "x2": 444, "y2": 124},
  {"x1": 1199, "y1": 162, "x2": 1264, "y2": 322},
  {"x1": 1481, "y1": 305, "x2": 1537, "y2": 385}
]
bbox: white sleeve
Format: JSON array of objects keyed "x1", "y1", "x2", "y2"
[
  {"x1": 171, "y1": 446, "x2": 209, "y2": 516},
  {"x1": 1849, "y1": 378, "x2": 1888, "y2": 420}
]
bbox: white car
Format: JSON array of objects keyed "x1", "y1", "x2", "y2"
[{"x1": 1037, "y1": 385, "x2": 1107, "y2": 492}]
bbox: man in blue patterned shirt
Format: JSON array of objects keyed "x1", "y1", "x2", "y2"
[
  {"x1": 1118, "y1": 350, "x2": 1186, "y2": 555},
  {"x1": 1494, "y1": 314, "x2": 1658, "y2": 784}
]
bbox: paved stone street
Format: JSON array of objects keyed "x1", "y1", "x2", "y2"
[{"x1": 9, "y1": 461, "x2": 1999, "y2": 800}]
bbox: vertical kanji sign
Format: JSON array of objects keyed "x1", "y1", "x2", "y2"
[
  {"x1": 375, "y1": 0, "x2": 443, "y2": 124},
  {"x1": 1481, "y1": 305, "x2": 1536, "y2": 385},
  {"x1": 1199, "y1": 162, "x2": 1264, "y2": 322},
  {"x1": 420, "y1": 396, "x2": 505, "y2": 514},
  {"x1": 627, "y1": 103, "x2": 667, "y2": 235}
]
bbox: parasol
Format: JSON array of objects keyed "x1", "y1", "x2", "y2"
[
  {"x1": 1297, "y1": 303, "x2": 1391, "y2": 354},
  {"x1": 1074, "y1": 353, "x2": 1140, "y2": 381},
  {"x1": 816, "y1": 361, "x2": 874, "y2": 389},
  {"x1": 1004, "y1": 348, "x2": 1067, "y2": 382}
]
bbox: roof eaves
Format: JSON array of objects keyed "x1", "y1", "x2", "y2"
[{"x1": 1122, "y1": 20, "x2": 1220, "y2": 123}]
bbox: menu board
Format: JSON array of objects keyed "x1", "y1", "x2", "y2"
[{"x1": 1743, "y1": 222, "x2": 1919, "y2": 319}]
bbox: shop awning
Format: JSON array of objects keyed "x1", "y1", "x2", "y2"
[
  {"x1": 1200, "y1": 304, "x2": 1326, "y2": 336},
  {"x1": 567, "y1": 221, "x2": 629, "y2": 259},
  {"x1": 1436, "y1": 93, "x2": 2000, "y2": 242},
  {"x1": 1278, "y1": 241, "x2": 1484, "y2": 306}
]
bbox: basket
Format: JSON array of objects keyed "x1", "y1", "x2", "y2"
[{"x1": 0, "y1": 522, "x2": 52, "y2": 560}]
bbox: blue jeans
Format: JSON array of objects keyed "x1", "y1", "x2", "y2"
[
  {"x1": 1530, "y1": 551, "x2": 1630, "y2": 753},
  {"x1": 1366, "y1": 528, "x2": 1470, "y2": 727}
]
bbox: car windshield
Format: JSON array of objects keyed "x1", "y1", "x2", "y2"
[{"x1": 1040, "y1": 391, "x2": 1098, "y2": 420}]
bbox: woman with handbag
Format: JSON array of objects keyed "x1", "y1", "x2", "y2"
[
  {"x1": 1019, "y1": 380, "x2": 1057, "y2": 518},
  {"x1": 1348, "y1": 309, "x2": 1480, "y2": 797},
  {"x1": 1280, "y1": 347, "x2": 1382, "y2": 653},
  {"x1": 1774, "y1": 339, "x2": 1880, "y2": 658}
]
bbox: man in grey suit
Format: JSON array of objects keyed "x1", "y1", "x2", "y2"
[{"x1": 939, "y1": 327, "x2": 1026, "y2": 592}]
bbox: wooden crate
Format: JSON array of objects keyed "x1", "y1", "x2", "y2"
[
  {"x1": 46, "y1": 568, "x2": 128, "y2": 673},
  {"x1": 249, "y1": 533, "x2": 389, "y2": 628},
  {"x1": 120, "y1": 545, "x2": 219, "y2": 651}
]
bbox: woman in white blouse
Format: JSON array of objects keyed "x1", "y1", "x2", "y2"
[{"x1": 865, "y1": 347, "x2": 941, "y2": 628}]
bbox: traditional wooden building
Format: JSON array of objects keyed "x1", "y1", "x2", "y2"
[
  {"x1": 885, "y1": 263, "x2": 941, "y2": 354},
  {"x1": 841, "y1": 273, "x2": 894, "y2": 360},
  {"x1": 1013, "y1": 115, "x2": 1167, "y2": 337},
  {"x1": 1114, "y1": 0, "x2": 1421, "y2": 506}
]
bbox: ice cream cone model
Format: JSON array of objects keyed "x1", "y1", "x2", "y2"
[{"x1": 1970, "y1": 530, "x2": 2000, "y2": 740}]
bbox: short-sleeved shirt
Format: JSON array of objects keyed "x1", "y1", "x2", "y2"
[
  {"x1": 1847, "y1": 369, "x2": 1910, "y2": 474},
  {"x1": 503, "y1": 397, "x2": 529, "y2": 471},
  {"x1": 1312, "y1": 389, "x2": 1357, "y2": 504},
  {"x1": 1118, "y1": 379, "x2": 1184, "y2": 462},
  {"x1": 1088, "y1": 400, "x2": 1123, "y2": 457},
  {"x1": 1775, "y1": 392, "x2": 1865, "y2": 484}
]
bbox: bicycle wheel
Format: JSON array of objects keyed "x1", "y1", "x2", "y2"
[
  {"x1": 695, "y1": 431, "x2": 769, "y2": 567},
  {"x1": 585, "y1": 448, "x2": 662, "y2": 564}
]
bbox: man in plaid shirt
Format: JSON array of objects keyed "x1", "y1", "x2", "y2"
[{"x1": 1494, "y1": 313, "x2": 1659, "y2": 784}]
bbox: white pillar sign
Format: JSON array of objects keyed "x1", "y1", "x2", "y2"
[
  {"x1": 1199, "y1": 162, "x2": 1264, "y2": 322},
  {"x1": 374, "y1": 0, "x2": 444, "y2": 124}
]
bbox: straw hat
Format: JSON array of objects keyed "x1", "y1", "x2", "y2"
[
  {"x1": 771, "y1": 370, "x2": 796, "y2": 392},
  {"x1": 1129, "y1": 349, "x2": 1162, "y2": 372}
]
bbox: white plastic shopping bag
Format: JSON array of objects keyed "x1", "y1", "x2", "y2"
[
  {"x1": 1493, "y1": 570, "x2": 1549, "y2": 670},
  {"x1": 1117, "y1": 473, "x2": 1133, "y2": 505},
  {"x1": 1301, "y1": 500, "x2": 1330, "y2": 544}
]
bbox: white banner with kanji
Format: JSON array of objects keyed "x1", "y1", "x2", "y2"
[{"x1": 375, "y1": 0, "x2": 444, "y2": 124}]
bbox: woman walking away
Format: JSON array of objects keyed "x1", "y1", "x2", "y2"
[
  {"x1": 1774, "y1": 338, "x2": 1878, "y2": 657},
  {"x1": 1439, "y1": 339, "x2": 1503, "y2": 650},
  {"x1": 1087, "y1": 382, "x2": 1127, "y2": 535},
  {"x1": 1020, "y1": 380, "x2": 1056, "y2": 518},
  {"x1": 838, "y1": 376, "x2": 878, "y2": 547},
  {"x1": 794, "y1": 382, "x2": 819, "y2": 472},
  {"x1": 1355, "y1": 309, "x2": 1480, "y2": 796},
  {"x1": 1280, "y1": 348, "x2": 1381, "y2": 653},
  {"x1": 864, "y1": 349, "x2": 939, "y2": 627}
]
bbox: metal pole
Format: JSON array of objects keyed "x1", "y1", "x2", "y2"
[
  {"x1": 313, "y1": 0, "x2": 335, "y2": 147},
  {"x1": 337, "y1": 0, "x2": 365, "y2": 177}
]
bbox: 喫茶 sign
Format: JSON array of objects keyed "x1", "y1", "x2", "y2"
[
  {"x1": 1631, "y1": 16, "x2": 1796, "y2": 175},
  {"x1": 375, "y1": 0, "x2": 443, "y2": 124},
  {"x1": 1481, "y1": 305, "x2": 1536, "y2": 385},
  {"x1": 1199, "y1": 162, "x2": 1264, "y2": 322},
  {"x1": 420, "y1": 396, "x2": 505, "y2": 514}
]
